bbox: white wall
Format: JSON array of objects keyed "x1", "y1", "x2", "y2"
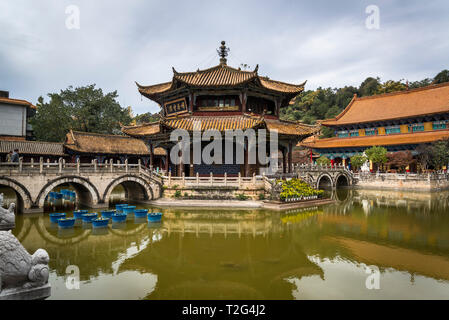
[{"x1": 0, "y1": 103, "x2": 26, "y2": 136}]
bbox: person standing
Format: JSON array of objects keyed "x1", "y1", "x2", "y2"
[
  {"x1": 11, "y1": 149, "x2": 19, "y2": 163},
  {"x1": 6, "y1": 151, "x2": 13, "y2": 162}
]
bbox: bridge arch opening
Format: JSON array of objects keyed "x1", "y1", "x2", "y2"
[
  {"x1": 336, "y1": 174, "x2": 350, "y2": 188},
  {"x1": 0, "y1": 178, "x2": 32, "y2": 214},
  {"x1": 104, "y1": 176, "x2": 153, "y2": 205},
  {"x1": 317, "y1": 175, "x2": 333, "y2": 190},
  {"x1": 36, "y1": 177, "x2": 100, "y2": 209}
]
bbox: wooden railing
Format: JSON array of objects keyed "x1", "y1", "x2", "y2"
[{"x1": 160, "y1": 171, "x2": 267, "y2": 189}]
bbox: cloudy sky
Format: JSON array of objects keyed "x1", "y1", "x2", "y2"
[{"x1": 1, "y1": 0, "x2": 448, "y2": 115}]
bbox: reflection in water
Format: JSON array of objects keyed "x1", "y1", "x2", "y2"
[{"x1": 7, "y1": 189, "x2": 449, "y2": 300}]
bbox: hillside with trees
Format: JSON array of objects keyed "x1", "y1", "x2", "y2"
[{"x1": 281, "y1": 69, "x2": 449, "y2": 138}]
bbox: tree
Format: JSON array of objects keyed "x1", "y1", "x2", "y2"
[
  {"x1": 415, "y1": 144, "x2": 432, "y2": 171},
  {"x1": 359, "y1": 77, "x2": 380, "y2": 97},
  {"x1": 316, "y1": 156, "x2": 331, "y2": 166},
  {"x1": 350, "y1": 154, "x2": 367, "y2": 171},
  {"x1": 30, "y1": 96, "x2": 72, "y2": 142},
  {"x1": 430, "y1": 139, "x2": 449, "y2": 169},
  {"x1": 134, "y1": 112, "x2": 160, "y2": 125},
  {"x1": 434, "y1": 70, "x2": 449, "y2": 84},
  {"x1": 31, "y1": 84, "x2": 133, "y2": 142},
  {"x1": 386, "y1": 151, "x2": 415, "y2": 172},
  {"x1": 376, "y1": 80, "x2": 406, "y2": 95},
  {"x1": 365, "y1": 146, "x2": 388, "y2": 170},
  {"x1": 409, "y1": 78, "x2": 432, "y2": 89}
]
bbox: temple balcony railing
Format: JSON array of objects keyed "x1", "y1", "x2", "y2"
[
  {"x1": 353, "y1": 172, "x2": 449, "y2": 182},
  {"x1": 159, "y1": 171, "x2": 267, "y2": 189}
]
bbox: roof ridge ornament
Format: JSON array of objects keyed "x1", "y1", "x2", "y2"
[{"x1": 217, "y1": 41, "x2": 230, "y2": 65}]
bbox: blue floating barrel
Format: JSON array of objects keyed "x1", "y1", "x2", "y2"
[
  {"x1": 134, "y1": 209, "x2": 148, "y2": 219},
  {"x1": 74, "y1": 210, "x2": 89, "y2": 219},
  {"x1": 115, "y1": 204, "x2": 129, "y2": 214},
  {"x1": 147, "y1": 212, "x2": 163, "y2": 223},
  {"x1": 82, "y1": 213, "x2": 98, "y2": 223},
  {"x1": 111, "y1": 213, "x2": 127, "y2": 223},
  {"x1": 92, "y1": 218, "x2": 109, "y2": 228},
  {"x1": 122, "y1": 206, "x2": 136, "y2": 215},
  {"x1": 49, "y1": 213, "x2": 66, "y2": 224},
  {"x1": 101, "y1": 210, "x2": 115, "y2": 219},
  {"x1": 54, "y1": 193, "x2": 63, "y2": 200},
  {"x1": 58, "y1": 218, "x2": 75, "y2": 229}
]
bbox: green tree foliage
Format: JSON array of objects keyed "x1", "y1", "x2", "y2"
[
  {"x1": 350, "y1": 154, "x2": 367, "y2": 171},
  {"x1": 358, "y1": 77, "x2": 381, "y2": 96},
  {"x1": 31, "y1": 96, "x2": 72, "y2": 142},
  {"x1": 133, "y1": 112, "x2": 160, "y2": 125},
  {"x1": 429, "y1": 139, "x2": 449, "y2": 169},
  {"x1": 31, "y1": 85, "x2": 133, "y2": 142},
  {"x1": 376, "y1": 80, "x2": 407, "y2": 95},
  {"x1": 281, "y1": 70, "x2": 448, "y2": 139},
  {"x1": 365, "y1": 146, "x2": 388, "y2": 167},
  {"x1": 433, "y1": 70, "x2": 449, "y2": 84},
  {"x1": 316, "y1": 156, "x2": 331, "y2": 166}
]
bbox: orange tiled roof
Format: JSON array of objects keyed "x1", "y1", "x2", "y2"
[
  {"x1": 306, "y1": 130, "x2": 449, "y2": 149},
  {"x1": 65, "y1": 130, "x2": 150, "y2": 155},
  {"x1": 122, "y1": 122, "x2": 161, "y2": 137},
  {"x1": 0, "y1": 140, "x2": 65, "y2": 156},
  {"x1": 122, "y1": 114, "x2": 318, "y2": 137},
  {"x1": 0, "y1": 97, "x2": 36, "y2": 109},
  {"x1": 322, "y1": 82, "x2": 449, "y2": 126},
  {"x1": 162, "y1": 114, "x2": 263, "y2": 132},
  {"x1": 136, "y1": 63, "x2": 305, "y2": 100}
]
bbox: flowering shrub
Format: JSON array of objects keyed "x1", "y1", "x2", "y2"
[{"x1": 277, "y1": 178, "x2": 324, "y2": 201}]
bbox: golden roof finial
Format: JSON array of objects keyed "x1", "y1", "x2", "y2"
[{"x1": 217, "y1": 41, "x2": 230, "y2": 65}]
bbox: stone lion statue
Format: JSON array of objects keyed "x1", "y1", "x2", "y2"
[
  {"x1": 0, "y1": 194, "x2": 15, "y2": 230},
  {"x1": 0, "y1": 231, "x2": 50, "y2": 292}
]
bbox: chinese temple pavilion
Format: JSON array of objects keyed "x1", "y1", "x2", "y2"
[
  {"x1": 304, "y1": 82, "x2": 449, "y2": 167},
  {"x1": 122, "y1": 41, "x2": 317, "y2": 177}
]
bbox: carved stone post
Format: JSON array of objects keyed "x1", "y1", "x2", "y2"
[{"x1": 39, "y1": 157, "x2": 43, "y2": 174}]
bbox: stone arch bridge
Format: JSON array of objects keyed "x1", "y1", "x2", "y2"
[
  {"x1": 296, "y1": 164, "x2": 354, "y2": 190},
  {"x1": 0, "y1": 160, "x2": 162, "y2": 213}
]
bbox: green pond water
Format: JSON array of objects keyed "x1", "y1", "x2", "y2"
[{"x1": 2, "y1": 186, "x2": 449, "y2": 300}]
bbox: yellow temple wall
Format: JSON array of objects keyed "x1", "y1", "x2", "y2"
[
  {"x1": 400, "y1": 125, "x2": 409, "y2": 133},
  {"x1": 424, "y1": 122, "x2": 433, "y2": 131}
]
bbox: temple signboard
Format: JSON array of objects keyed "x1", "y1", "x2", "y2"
[{"x1": 164, "y1": 98, "x2": 188, "y2": 116}]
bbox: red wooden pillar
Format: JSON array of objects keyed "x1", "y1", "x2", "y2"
[
  {"x1": 288, "y1": 142, "x2": 293, "y2": 173},
  {"x1": 331, "y1": 159, "x2": 335, "y2": 168},
  {"x1": 165, "y1": 147, "x2": 170, "y2": 172},
  {"x1": 282, "y1": 149, "x2": 287, "y2": 174},
  {"x1": 149, "y1": 142, "x2": 154, "y2": 168}
]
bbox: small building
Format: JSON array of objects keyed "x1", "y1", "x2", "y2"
[
  {"x1": 0, "y1": 139, "x2": 66, "y2": 162},
  {"x1": 122, "y1": 41, "x2": 317, "y2": 177},
  {"x1": 64, "y1": 130, "x2": 166, "y2": 168},
  {"x1": 0, "y1": 90, "x2": 35, "y2": 141},
  {"x1": 305, "y1": 82, "x2": 449, "y2": 169}
]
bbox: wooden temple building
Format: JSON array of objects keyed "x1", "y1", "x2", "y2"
[
  {"x1": 303, "y1": 82, "x2": 449, "y2": 167},
  {"x1": 64, "y1": 130, "x2": 166, "y2": 167},
  {"x1": 122, "y1": 41, "x2": 317, "y2": 177}
]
